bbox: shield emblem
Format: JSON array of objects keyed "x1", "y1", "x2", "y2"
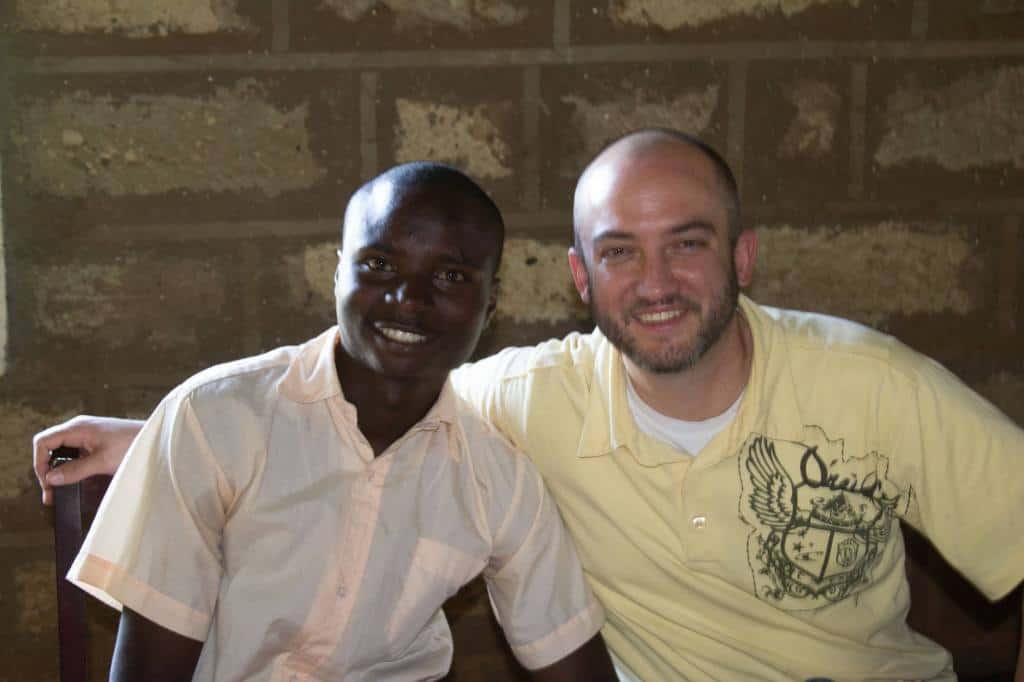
[{"x1": 782, "y1": 521, "x2": 871, "y2": 585}]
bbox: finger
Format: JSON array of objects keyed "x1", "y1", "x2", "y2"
[
  {"x1": 32, "y1": 434, "x2": 63, "y2": 506},
  {"x1": 44, "y1": 453, "x2": 105, "y2": 488},
  {"x1": 33, "y1": 418, "x2": 93, "y2": 455},
  {"x1": 32, "y1": 416, "x2": 95, "y2": 480}
]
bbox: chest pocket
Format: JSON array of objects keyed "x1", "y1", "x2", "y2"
[{"x1": 387, "y1": 537, "x2": 487, "y2": 645}]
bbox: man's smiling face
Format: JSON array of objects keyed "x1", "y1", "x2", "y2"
[
  {"x1": 570, "y1": 143, "x2": 747, "y2": 375},
  {"x1": 334, "y1": 176, "x2": 500, "y2": 385}
]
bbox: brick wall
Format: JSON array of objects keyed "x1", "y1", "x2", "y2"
[{"x1": 1, "y1": 1, "x2": 1022, "y2": 679}]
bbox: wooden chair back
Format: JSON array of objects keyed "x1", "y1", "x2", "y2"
[{"x1": 51, "y1": 446, "x2": 112, "y2": 682}]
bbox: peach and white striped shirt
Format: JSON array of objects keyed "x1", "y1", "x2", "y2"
[{"x1": 69, "y1": 328, "x2": 604, "y2": 681}]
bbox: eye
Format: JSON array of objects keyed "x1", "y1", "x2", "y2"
[
  {"x1": 361, "y1": 256, "x2": 395, "y2": 273},
  {"x1": 672, "y1": 238, "x2": 707, "y2": 252},
  {"x1": 435, "y1": 269, "x2": 467, "y2": 284},
  {"x1": 600, "y1": 246, "x2": 633, "y2": 262}
]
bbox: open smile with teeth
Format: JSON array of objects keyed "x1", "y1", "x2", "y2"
[
  {"x1": 375, "y1": 323, "x2": 428, "y2": 345},
  {"x1": 635, "y1": 309, "x2": 685, "y2": 324}
]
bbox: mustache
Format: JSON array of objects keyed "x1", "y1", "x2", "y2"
[{"x1": 628, "y1": 296, "x2": 701, "y2": 316}]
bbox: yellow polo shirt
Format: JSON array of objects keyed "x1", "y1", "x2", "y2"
[{"x1": 452, "y1": 295, "x2": 1024, "y2": 681}]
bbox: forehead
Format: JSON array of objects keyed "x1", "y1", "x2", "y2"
[
  {"x1": 344, "y1": 181, "x2": 501, "y2": 264},
  {"x1": 579, "y1": 146, "x2": 728, "y2": 240}
]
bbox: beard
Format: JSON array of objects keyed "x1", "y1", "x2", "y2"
[{"x1": 588, "y1": 264, "x2": 740, "y2": 374}]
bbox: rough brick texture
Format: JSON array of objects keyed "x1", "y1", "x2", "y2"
[
  {"x1": 750, "y1": 222, "x2": 981, "y2": 326},
  {"x1": 13, "y1": 0, "x2": 255, "y2": 37},
  {"x1": 11, "y1": 80, "x2": 323, "y2": 198},
  {"x1": 2, "y1": 2, "x2": 1022, "y2": 680},
  {"x1": 608, "y1": 0, "x2": 864, "y2": 30}
]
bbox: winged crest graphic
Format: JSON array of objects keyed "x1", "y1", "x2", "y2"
[{"x1": 745, "y1": 436, "x2": 796, "y2": 531}]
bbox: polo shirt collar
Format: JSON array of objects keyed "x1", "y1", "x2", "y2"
[
  {"x1": 575, "y1": 329, "x2": 683, "y2": 467},
  {"x1": 575, "y1": 294, "x2": 769, "y2": 467}
]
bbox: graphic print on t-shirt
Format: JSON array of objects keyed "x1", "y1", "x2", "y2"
[{"x1": 737, "y1": 426, "x2": 911, "y2": 610}]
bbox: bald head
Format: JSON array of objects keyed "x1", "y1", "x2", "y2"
[
  {"x1": 573, "y1": 129, "x2": 741, "y2": 257},
  {"x1": 343, "y1": 162, "x2": 505, "y2": 273}
]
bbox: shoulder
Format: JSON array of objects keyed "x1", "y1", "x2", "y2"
[
  {"x1": 173, "y1": 344, "x2": 298, "y2": 409},
  {"x1": 157, "y1": 342, "x2": 309, "y2": 449},
  {"x1": 753, "y1": 301, "x2": 927, "y2": 384},
  {"x1": 451, "y1": 395, "x2": 531, "y2": 470},
  {"x1": 449, "y1": 330, "x2": 604, "y2": 445},
  {"x1": 453, "y1": 329, "x2": 602, "y2": 396}
]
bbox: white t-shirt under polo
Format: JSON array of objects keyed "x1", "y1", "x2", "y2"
[{"x1": 625, "y1": 376, "x2": 743, "y2": 456}]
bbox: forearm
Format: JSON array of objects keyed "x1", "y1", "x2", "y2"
[{"x1": 110, "y1": 607, "x2": 203, "y2": 682}]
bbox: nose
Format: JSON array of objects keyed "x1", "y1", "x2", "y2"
[
  {"x1": 635, "y1": 253, "x2": 677, "y2": 301},
  {"x1": 390, "y1": 275, "x2": 431, "y2": 308}
]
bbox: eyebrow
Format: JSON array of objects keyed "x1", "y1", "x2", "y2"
[
  {"x1": 592, "y1": 221, "x2": 716, "y2": 245},
  {"x1": 355, "y1": 242, "x2": 485, "y2": 270}
]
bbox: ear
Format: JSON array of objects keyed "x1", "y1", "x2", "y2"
[
  {"x1": 732, "y1": 229, "x2": 758, "y2": 289},
  {"x1": 485, "y1": 276, "x2": 500, "y2": 325},
  {"x1": 567, "y1": 247, "x2": 591, "y2": 304}
]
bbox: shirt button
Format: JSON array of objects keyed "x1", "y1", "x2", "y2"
[
  {"x1": 336, "y1": 585, "x2": 347, "y2": 599},
  {"x1": 691, "y1": 515, "x2": 708, "y2": 530}
]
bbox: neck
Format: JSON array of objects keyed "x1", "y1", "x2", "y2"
[
  {"x1": 624, "y1": 308, "x2": 753, "y2": 421},
  {"x1": 334, "y1": 346, "x2": 446, "y2": 456}
]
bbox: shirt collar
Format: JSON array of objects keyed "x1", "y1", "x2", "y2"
[
  {"x1": 278, "y1": 326, "x2": 461, "y2": 430},
  {"x1": 278, "y1": 327, "x2": 344, "y2": 404},
  {"x1": 575, "y1": 331, "x2": 682, "y2": 466},
  {"x1": 575, "y1": 294, "x2": 766, "y2": 467}
]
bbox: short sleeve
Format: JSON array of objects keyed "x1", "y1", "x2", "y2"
[
  {"x1": 68, "y1": 390, "x2": 232, "y2": 641},
  {"x1": 897, "y1": 356, "x2": 1024, "y2": 601},
  {"x1": 479, "y1": 444, "x2": 604, "y2": 670},
  {"x1": 450, "y1": 346, "x2": 538, "y2": 451}
]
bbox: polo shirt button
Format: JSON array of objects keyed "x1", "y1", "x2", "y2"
[
  {"x1": 691, "y1": 515, "x2": 708, "y2": 530},
  {"x1": 336, "y1": 584, "x2": 347, "y2": 599}
]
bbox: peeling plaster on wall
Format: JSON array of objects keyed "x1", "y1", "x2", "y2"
[
  {"x1": 11, "y1": 80, "x2": 324, "y2": 198},
  {"x1": 15, "y1": 561, "x2": 55, "y2": 636},
  {"x1": 34, "y1": 257, "x2": 226, "y2": 349},
  {"x1": 975, "y1": 372, "x2": 1024, "y2": 426},
  {"x1": 320, "y1": 0, "x2": 528, "y2": 31},
  {"x1": 14, "y1": 0, "x2": 254, "y2": 37},
  {"x1": 779, "y1": 80, "x2": 841, "y2": 159},
  {"x1": 497, "y1": 239, "x2": 587, "y2": 323},
  {"x1": 0, "y1": 405, "x2": 80, "y2": 499},
  {"x1": 750, "y1": 223, "x2": 975, "y2": 326},
  {"x1": 299, "y1": 242, "x2": 339, "y2": 308},
  {"x1": 561, "y1": 86, "x2": 718, "y2": 177},
  {"x1": 876, "y1": 66, "x2": 1024, "y2": 171},
  {"x1": 608, "y1": 0, "x2": 860, "y2": 29},
  {"x1": 394, "y1": 99, "x2": 512, "y2": 179}
]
